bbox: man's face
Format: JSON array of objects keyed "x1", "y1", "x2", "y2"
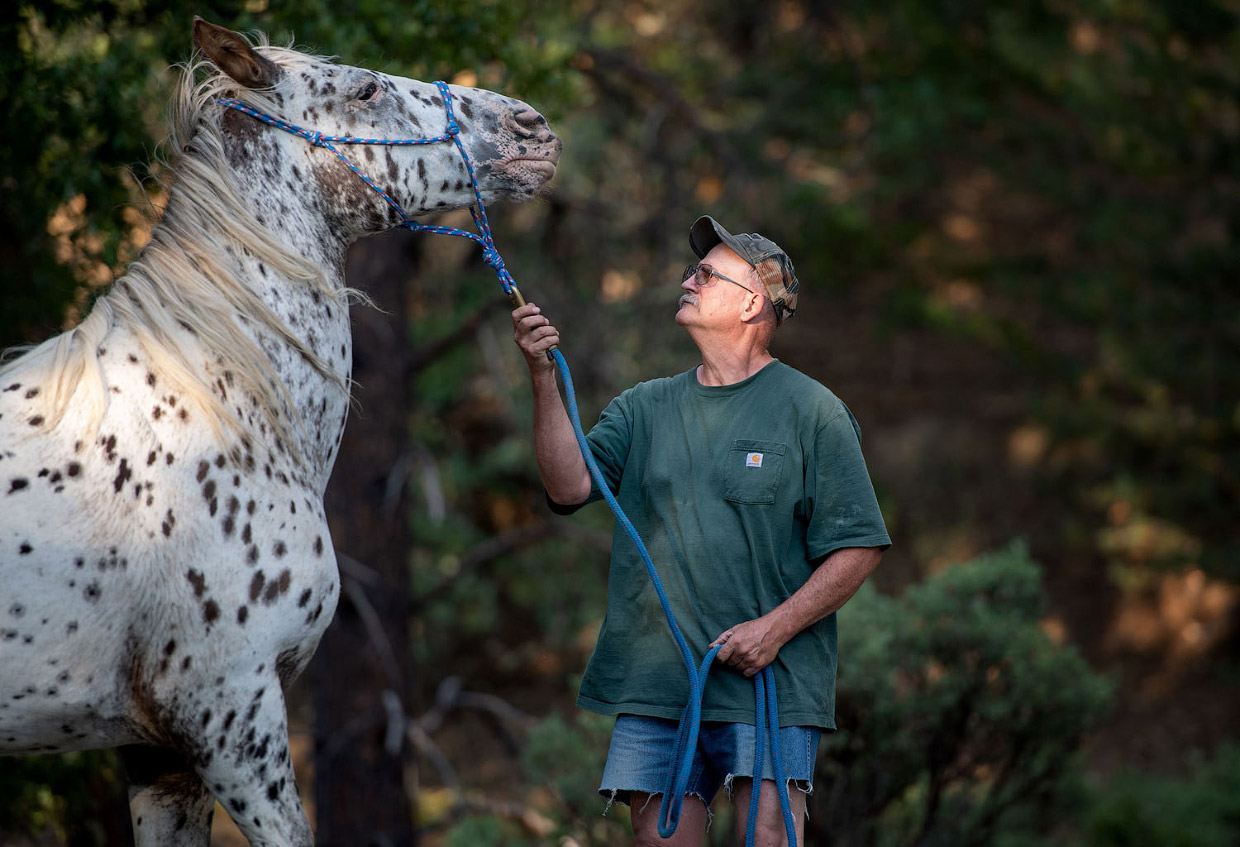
[{"x1": 675, "y1": 244, "x2": 759, "y2": 330}]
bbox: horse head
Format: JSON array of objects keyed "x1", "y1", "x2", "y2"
[{"x1": 192, "y1": 18, "x2": 562, "y2": 237}]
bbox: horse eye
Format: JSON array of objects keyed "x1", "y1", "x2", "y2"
[{"x1": 356, "y1": 80, "x2": 379, "y2": 101}]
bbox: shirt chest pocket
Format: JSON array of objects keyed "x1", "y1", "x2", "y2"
[{"x1": 723, "y1": 440, "x2": 787, "y2": 505}]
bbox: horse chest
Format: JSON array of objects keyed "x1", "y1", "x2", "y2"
[{"x1": 1, "y1": 344, "x2": 340, "y2": 753}]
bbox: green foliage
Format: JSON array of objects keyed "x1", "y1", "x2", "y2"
[
  {"x1": 442, "y1": 813, "x2": 525, "y2": 847},
  {"x1": 813, "y1": 543, "x2": 1114, "y2": 846},
  {"x1": 0, "y1": 0, "x2": 578, "y2": 344},
  {"x1": 520, "y1": 711, "x2": 631, "y2": 846},
  {"x1": 13, "y1": 0, "x2": 1233, "y2": 585},
  {"x1": 404, "y1": 296, "x2": 614, "y2": 678},
  {"x1": 986, "y1": 743, "x2": 1240, "y2": 847},
  {"x1": 0, "y1": 751, "x2": 127, "y2": 847},
  {"x1": 522, "y1": 711, "x2": 613, "y2": 818},
  {"x1": 2, "y1": 1, "x2": 179, "y2": 341},
  {"x1": 1080, "y1": 744, "x2": 1240, "y2": 847}
]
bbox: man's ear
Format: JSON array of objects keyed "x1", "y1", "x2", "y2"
[
  {"x1": 192, "y1": 17, "x2": 281, "y2": 90},
  {"x1": 739, "y1": 292, "x2": 770, "y2": 324}
]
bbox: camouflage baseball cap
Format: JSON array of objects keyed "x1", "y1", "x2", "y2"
[{"x1": 689, "y1": 215, "x2": 799, "y2": 323}]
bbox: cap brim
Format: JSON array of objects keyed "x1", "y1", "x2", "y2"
[{"x1": 690, "y1": 215, "x2": 731, "y2": 260}]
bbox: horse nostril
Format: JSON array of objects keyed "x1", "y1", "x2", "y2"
[{"x1": 512, "y1": 109, "x2": 547, "y2": 133}]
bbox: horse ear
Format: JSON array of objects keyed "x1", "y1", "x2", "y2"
[{"x1": 192, "y1": 17, "x2": 281, "y2": 90}]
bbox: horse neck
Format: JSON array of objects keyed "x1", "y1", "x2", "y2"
[
  {"x1": 229, "y1": 169, "x2": 360, "y2": 489},
  {"x1": 136, "y1": 150, "x2": 361, "y2": 490}
]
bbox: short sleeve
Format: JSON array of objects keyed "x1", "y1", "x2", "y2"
[
  {"x1": 805, "y1": 408, "x2": 891, "y2": 559},
  {"x1": 546, "y1": 391, "x2": 633, "y2": 515}
]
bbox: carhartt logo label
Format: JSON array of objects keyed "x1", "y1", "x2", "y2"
[{"x1": 746, "y1": 452, "x2": 763, "y2": 468}]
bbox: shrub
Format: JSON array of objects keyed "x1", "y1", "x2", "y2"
[
  {"x1": 1081, "y1": 743, "x2": 1240, "y2": 847},
  {"x1": 521, "y1": 711, "x2": 631, "y2": 845},
  {"x1": 812, "y1": 542, "x2": 1114, "y2": 847}
]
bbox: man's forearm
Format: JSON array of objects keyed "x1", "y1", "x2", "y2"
[
  {"x1": 769, "y1": 546, "x2": 881, "y2": 643},
  {"x1": 530, "y1": 368, "x2": 591, "y2": 505},
  {"x1": 711, "y1": 546, "x2": 882, "y2": 676}
]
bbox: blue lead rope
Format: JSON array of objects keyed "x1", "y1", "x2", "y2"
[{"x1": 218, "y1": 80, "x2": 796, "y2": 845}]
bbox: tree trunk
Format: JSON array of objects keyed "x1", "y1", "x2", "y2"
[{"x1": 312, "y1": 232, "x2": 419, "y2": 847}]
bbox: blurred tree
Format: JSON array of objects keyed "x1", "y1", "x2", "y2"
[{"x1": 314, "y1": 234, "x2": 421, "y2": 846}]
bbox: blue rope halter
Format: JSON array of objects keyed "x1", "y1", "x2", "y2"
[
  {"x1": 218, "y1": 81, "x2": 797, "y2": 846},
  {"x1": 217, "y1": 81, "x2": 516, "y2": 296}
]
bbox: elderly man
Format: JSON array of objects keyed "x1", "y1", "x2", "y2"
[{"x1": 511, "y1": 217, "x2": 890, "y2": 846}]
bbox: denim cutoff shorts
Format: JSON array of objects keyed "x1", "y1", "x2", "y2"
[{"x1": 599, "y1": 714, "x2": 821, "y2": 806}]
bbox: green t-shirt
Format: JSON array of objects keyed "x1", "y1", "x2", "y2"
[{"x1": 553, "y1": 360, "x2": 891, "y2": 729}]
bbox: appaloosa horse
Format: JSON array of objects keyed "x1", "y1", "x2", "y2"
[{"x1": 0, "y1": 18, "x2": 559, "y2": 846}]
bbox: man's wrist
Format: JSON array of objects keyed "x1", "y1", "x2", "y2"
[
  {"x1": 766, "y1": 607, "x2": 801, "y2": 649},
  {"x1": 528, "y1": 361, "x2": 557, "y2": 382}
]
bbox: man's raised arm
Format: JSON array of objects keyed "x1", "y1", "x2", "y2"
[{"x1": 511, "y1": 303, "x2": 592, "y2": 506}]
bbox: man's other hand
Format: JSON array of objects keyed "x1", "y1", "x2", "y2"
[{"x1": 710, "y1": 616, "x2": 785, "y2": 678}]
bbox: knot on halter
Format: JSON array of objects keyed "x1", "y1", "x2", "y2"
[
  {"x1": 434, "y1": 81, "x2": 461, "y2": 137},
  {"x1": 481, "y1": 244, "x2": 506, "y2": 272},
  {"x1": 306, "y1": 130, "x2": 326, "y2": 147}
]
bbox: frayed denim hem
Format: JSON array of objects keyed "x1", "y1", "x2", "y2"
[
  {"x1": 722, "y1": 775, "x2": 814, "y2": 819},
  {"x1": 600, "y1": 788, "x2": 715, "y2": 828}
]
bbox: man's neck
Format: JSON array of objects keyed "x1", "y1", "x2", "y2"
[{"x1": 694, "y1": 339, "x2": 775, "y2": 387}]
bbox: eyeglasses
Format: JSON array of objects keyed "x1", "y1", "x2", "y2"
[{"x1": 682, "y1": 263, "x2": 755, "y2": 294}]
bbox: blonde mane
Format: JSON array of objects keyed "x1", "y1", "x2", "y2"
[{"x1": 1, "y1": 34, "x2": 359, "y2": 453}]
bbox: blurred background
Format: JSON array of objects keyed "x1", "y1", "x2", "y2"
[{"x1": 2, "y1": 1, "x2": 1238, "y2": 845}]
